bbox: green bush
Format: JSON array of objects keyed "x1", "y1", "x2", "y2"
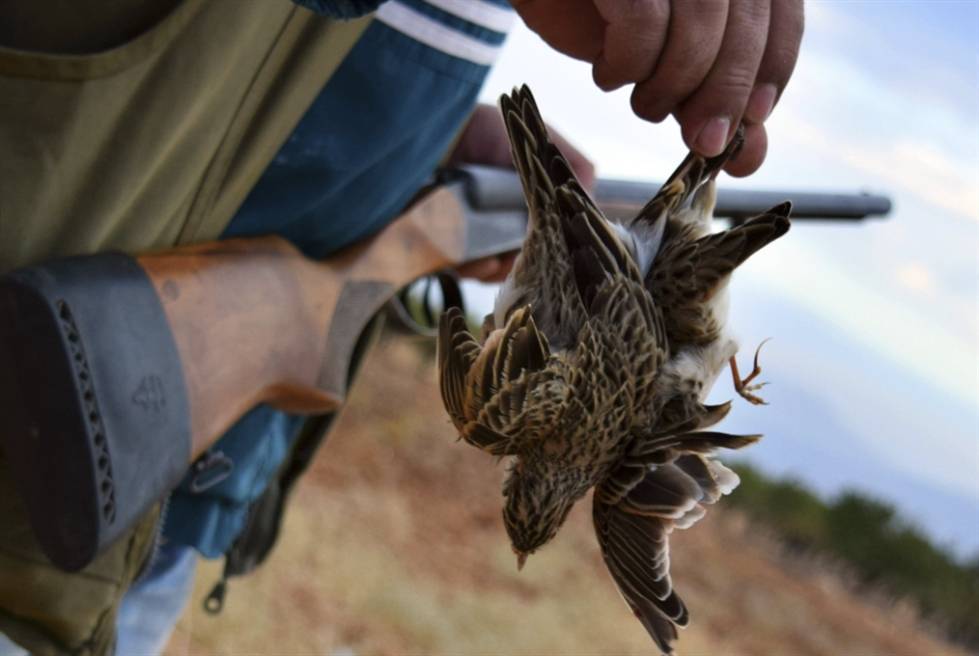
[{"x1": 726, "y1": 463, "x2": 979, "y2": 650}]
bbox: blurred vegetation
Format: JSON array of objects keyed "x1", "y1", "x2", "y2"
[{"x1": 729, "y1": 463, "x2": 979, "y2": 650}]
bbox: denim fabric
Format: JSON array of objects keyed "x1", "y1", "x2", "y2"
[
  {"x1": 220, "y1": 22, "x2": 495, "y2": 256},
  {"x1": 164, "y1": 406, "x2": 306, "y2": 557},
  {"x1": 0, "y1": 634, "x2": 25, "y2": 656},
  {"x1": 115, "y1": 544, "x2": 197, "y2": 655}
]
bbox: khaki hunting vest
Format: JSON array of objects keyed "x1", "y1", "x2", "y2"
[{"x1": 0, "y1": 1, "x2": 370, "y2": 653}]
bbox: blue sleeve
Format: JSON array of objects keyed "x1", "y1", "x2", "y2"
[{"x1": 223, "y1": 0, "x2": 513, "y2": 258}]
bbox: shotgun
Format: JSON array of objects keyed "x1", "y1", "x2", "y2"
[{"x1": 0, "y1": 165, "x2": 891, "y2": 572}]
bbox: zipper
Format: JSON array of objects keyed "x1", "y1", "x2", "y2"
[
  {"x1": 133, "y1": 492, "x2": 172, "y2": 586},
  {"x1": 189, "y1": 448, "x2": 234, "y2": 493}
]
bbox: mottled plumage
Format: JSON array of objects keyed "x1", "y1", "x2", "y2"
[
  {"x1": 635, "y1": 130, "x2": 791, "y2": 422},
  {"x1": 438, "y1": 85, "x2": 790, "y2": 654}
]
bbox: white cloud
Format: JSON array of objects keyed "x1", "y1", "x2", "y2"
[
  {"x1": 735, "y1": 239, "x2": 977, "y2": 409},
  {"x1": 768, "y1": 51, "x2": 979, "y2": 223}
]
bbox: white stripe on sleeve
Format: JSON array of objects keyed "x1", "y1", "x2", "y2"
[
  {"x1": 375, "y1": 1, "x2": 505, "y2": 66},
  {"x1": 422, "y1": 0, "x2": 516, "y2": 33}
]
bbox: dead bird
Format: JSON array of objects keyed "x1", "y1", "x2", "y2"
[{"x1": 438, "y1": 84, "x2": 789, "y2": 655}]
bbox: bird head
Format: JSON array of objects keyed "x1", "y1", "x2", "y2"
[{"x1": 502, "y1": 458, "x2": 577, "y2": 569}]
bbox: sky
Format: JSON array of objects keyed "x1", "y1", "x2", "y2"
[{"x1": 467, "y1": 2, "x2": 979, "y2": 554}]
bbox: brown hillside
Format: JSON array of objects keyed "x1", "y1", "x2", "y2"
[{"x1": 165, "y1": 337, "x2": 968, "y2": 656}]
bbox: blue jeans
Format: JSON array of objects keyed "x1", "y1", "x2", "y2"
[
  {"x1": 114, "y1": 543, "x2": 197, "y2": 655},
  {"x1": 0, "y1": 633, "x2": 24, "y2": 656}
]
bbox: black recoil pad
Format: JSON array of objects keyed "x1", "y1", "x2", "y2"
[{"x1": 0, "y1": 252, "x2": 190, "y2": 571}]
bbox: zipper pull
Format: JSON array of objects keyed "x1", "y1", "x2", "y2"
[
  {"x1": 204, "y1": 576, "x2": 227, "y2": 614},
  {"x1": 189, "y1": 449, "x2": 234, "y2": 493}
]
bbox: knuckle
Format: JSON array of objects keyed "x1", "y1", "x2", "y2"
[
  {"x1": 626, "y1": 0, "x2": 669, "y2": 23},
  {"x1": 737, "y1": 0, "x2": 771, "y2": 27},
  {"x1": 688, "y1": 0, "x2": 729, "y2": 21},
  {"x1": 715, "y1": 64, "x2": 759, "y2": 98},
  {"x1": 672, "y1": 42, "x2": 716, "y2": 81}
]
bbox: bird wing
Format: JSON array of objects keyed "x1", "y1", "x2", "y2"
[
  {"x1": 438, "y1": 307, "x2": 483, "y2": 431},
  {"x1": 645, "y1": 208, "x2": 791, "y2": 343},
  {"x1": 653, "y1": 398, "x2": 734, "y2": 437},
  {"x1": 592, "y1": 462, "x2": 694, "y2": 656},
  {"x1": 593, "y1": 431, "x2": 756, "y2": 655},
  {"x1": 500, "y1": 84, "x2": 597, "y2": 218},
  {"x1": 438, "y1": 305, "x2": 568, "y2": 456},
  {"x1": 495, "y1": 86, "x2": 601, "y2": 345},
  {"x1": 627, "y1": 430, "x2": 761, "y2": 462}
]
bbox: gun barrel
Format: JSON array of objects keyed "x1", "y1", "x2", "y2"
[{"x1": 457, "y1": 165, "x2": 893, "y2": 221}]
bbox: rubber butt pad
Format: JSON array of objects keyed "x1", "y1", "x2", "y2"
[{"x1": 0, "y1": 253, "x2": 190, "y2": 571}]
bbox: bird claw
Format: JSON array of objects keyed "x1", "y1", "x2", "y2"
[
  {"x1": 730, "y1": 339, "x2": 772, "y2": 405},
  {"x1": 737, "y1": 388, "x2": 769, "y2": 406}
]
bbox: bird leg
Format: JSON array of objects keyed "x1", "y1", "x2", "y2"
[{"x1": 729, "y1": 339, "x2": 771, "y2": 405}]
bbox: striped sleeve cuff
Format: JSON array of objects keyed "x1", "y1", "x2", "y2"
[{"x1": 376, "y1": 0, "x2": 515, "y2": 66}]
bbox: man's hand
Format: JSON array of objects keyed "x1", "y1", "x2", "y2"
[
  {"x1": 510, "y1": 0, "x2": 804, "y2": 177},
  {"x1": 447, "y1": 104, "x2": 595, "y2": 282}
]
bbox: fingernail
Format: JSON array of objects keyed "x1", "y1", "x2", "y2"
[
  {"x1": 745, "y1": 84, "x2": 777, "y2": 123},
  {"x1": 695, "y1": 117, "x2": 730, "y2": 156}
]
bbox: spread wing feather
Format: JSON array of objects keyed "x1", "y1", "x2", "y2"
[
  {"x1": 439, "y1": 304, "x2": 569, "y2": 456},
  {"x1": 645, "y1": 210, "x2": 790, "y2": 345},
  {"x1": 497, "y1": 85, "x2": 619, "y2": 347},
  {"x1": 438, "y1": 307, "x2": 481, "y2": 431},
  {"x1": 647, "y1": 212, "x2": 791, "y2": 311},
  {"x1": 594, "y1": 435, "x2": 751, "y2": 655},
  {"x1": 501, "y1": 85, "x2": 598, "y2": 218},
  {"x1": 628, "y1": 430, "x2": 762, "y2": 461}
]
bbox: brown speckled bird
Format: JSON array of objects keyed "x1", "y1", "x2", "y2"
[{"x1": 438, "y1": 85, "x2": 790, "y2": 655}]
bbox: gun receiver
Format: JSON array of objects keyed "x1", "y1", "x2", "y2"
[{"x1": 0, "y1": 167, "x2": 891, "y2": 571}]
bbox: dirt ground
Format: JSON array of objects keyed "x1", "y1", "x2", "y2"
[{"x1": 165, "y1": 337, "x2": 969, "y2": 656}]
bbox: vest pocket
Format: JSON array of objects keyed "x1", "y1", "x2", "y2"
[{"x1": 0, "y1": 0, "x2": 201, "y2": 80}]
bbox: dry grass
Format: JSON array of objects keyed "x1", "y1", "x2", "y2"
[{"x1": 165, "y1": 337, "x2": 969, "y2": 656}]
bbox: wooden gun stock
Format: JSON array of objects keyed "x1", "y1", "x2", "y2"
[
  {"x1": 140, "y1": 185, "x2": 468, "y2": 461},
  {"x1": 0, "y1": 184, "x2": 483, "y2": 570}
]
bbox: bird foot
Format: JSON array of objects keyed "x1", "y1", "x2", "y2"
[{"x1": 729, "y1": 339, "x2": 771, "y2": 406}]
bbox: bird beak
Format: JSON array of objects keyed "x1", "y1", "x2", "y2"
[{"x1": 515, "y1": 551, "x2": 528, "y2": 571}]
